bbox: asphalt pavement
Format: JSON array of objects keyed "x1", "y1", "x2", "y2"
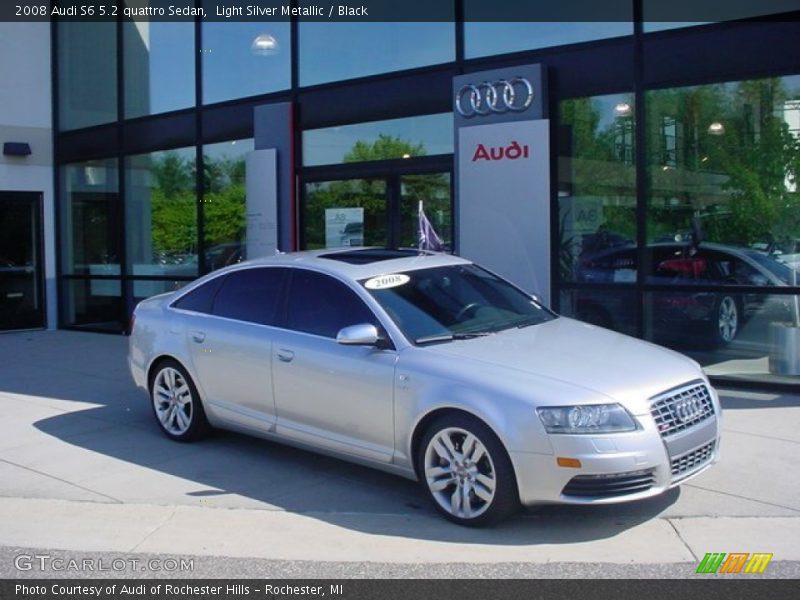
[{"x1": 0, "y1": 330, "x2": 798, "y2": 578}]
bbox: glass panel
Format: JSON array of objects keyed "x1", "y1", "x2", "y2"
[
  {"x1": 645, "y1": 292, "x2": 800, "y2": 383},
  {"x1": 303, "y1": 114, "x2": 453, "y2": 166},
  {"x1": 202, "y1": 138, "x2": 253, "y2": 271},
  {"x1": 558, "y1": 94, "x2": 637, "y2": 283},
  {"x1": 398, "y1": 173, "x2": 452, "y2": 250},
  {"x1": 62, "y1": 159, "x2": 120, "y2": 276},
  {"x1": 58, "y1": 22, "x2": 117, "y2": 130},
  {"x1": 303, "y1": 180, "x2": 387, "y2": 250},
  {"x1": 133, "y1": 279, "x2": 189, "y2": 301},
  {"x1": 298, "y1": 22, "x2": 454, "y2": 86},
  {"x1": 62, "y1": 278, "x2": 123, "y2": 332},
  {"x1": 172, "y1": 276, "x2": 225, "y2": 314},
  {"x1": 123, "y1": 15, "x2": 195, "y2": 117},
  {"x1": 0, "y1": 195, "x2": 43, "y2": 330},
  {"x1": 646, "y1": 75, "x2": 800, "y2": 283},
  {"x1": 464, "y1": 22, "x2": 633, "y2": 58},
  {"x1": 643, "y1": 0, "x2": 797, "y2": 32},
  {"x1": 201, "y1": 13, "x2": 290, "y2": 104},
  {"x1": 559, "y1": 288, "x2": 638, "y2": 337},
  {"x1": 125, "y1": 147, "x2": 198, "y2": 280}
]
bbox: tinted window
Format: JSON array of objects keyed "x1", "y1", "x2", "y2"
[
  {"x1": 172, "y1": 276, "x2": 224, "y2": 314},
  {"x1": 212, "y1": 268, "x2": 287, "y2": 325},
  {"x1": 285, "y1": 270, "x2": 376, "y2": 338}
]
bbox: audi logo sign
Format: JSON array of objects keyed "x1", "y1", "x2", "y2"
[{"x1": 455, "y1": 78, "x2": 535, "y2": 118}]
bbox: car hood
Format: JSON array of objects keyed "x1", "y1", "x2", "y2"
[{"x1": 422, "y1": 317, "x2": 705, "y2": 415}]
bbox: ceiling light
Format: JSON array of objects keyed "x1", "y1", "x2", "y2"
[
  {"x1": 614, "y1": 102, "x2": 633, "y2": 117},
  {"x1": 251, "y1": 34, "x2": 279, "y2": 56}
]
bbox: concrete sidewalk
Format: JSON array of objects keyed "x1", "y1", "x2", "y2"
[{"x1": 0, "y1": 330, "x2": 798, "y2": 571}]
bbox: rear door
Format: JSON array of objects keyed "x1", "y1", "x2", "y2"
[{"x1": 182, "y1": 267, "x2": 288, "y2": 431}]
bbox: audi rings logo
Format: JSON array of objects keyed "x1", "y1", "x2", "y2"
[
  {"x1": 455, "y1": 77, "x2": 534, "y2": 118},
  {"x1": 673, "y1": 395, "x2": 704, "y2": 423}
]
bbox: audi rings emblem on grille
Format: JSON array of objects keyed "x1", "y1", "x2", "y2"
[
  {"x1": 455, "y1": 77, "x2": 534, "y2": 118},
  {"x1": 673, "y1": 395, "x2": 703, "y2": 423}
]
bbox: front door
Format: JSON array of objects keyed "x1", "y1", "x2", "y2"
[{"x1": 0, "y1": 192, "x2": 44, "y2": 331}]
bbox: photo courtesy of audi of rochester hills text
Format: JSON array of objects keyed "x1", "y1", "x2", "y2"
[{"x1": 0, "y1": 0, "x2": 799, "y2": 598}]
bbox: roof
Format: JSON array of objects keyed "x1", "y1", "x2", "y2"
[{"x1": 217, "y1": 247, "x2": 472, "y2": 281}]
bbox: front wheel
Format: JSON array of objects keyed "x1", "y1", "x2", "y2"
[
  {"x1": 418, "y1": 413, "x2": 519, "y2": 526},
  {"x1": 150, "y1": 359, "x2": 209, "y2": 442}
]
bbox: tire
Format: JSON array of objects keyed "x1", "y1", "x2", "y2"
[
  {"x1": 713, "y1": 295, "x2": 739, "y2": 345},
  {"x1": 149, "y1": 359, "x2": 210, "y2": 442},
  {"x1": 418, "y1": 412, "x2": 520, "y2": 526}
]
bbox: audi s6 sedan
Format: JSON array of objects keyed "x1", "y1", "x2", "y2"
[{"x1": 129, "y1": 248, "x2": 721, "y2": 526}]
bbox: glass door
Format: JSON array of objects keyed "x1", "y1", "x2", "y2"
[{"x1": 0, "y1": 192, "x2": 45, "y2": 330}]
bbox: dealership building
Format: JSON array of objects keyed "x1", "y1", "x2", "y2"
[{"x1": 1, "y1": 2, "x2": 799, "y2": 388}]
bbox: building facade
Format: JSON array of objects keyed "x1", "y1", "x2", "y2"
[{"x1": 1, "y1": 3, "x2": 800, "y2": 388}]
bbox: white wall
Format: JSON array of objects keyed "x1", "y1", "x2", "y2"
[{"x1": 0, "y1": 22, "x2": 56, "y2": 329}]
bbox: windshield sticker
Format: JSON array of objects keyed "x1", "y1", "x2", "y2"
[{"x1": 364, "y1": 274, "x2": 410, "y2": 290}]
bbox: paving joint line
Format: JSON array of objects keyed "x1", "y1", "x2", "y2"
[{"x1": 0, "y1": 458, "x2": 123, "y2": 504}]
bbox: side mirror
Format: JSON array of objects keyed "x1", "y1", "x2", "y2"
[
  {"x1": 749, "y1": 273, "x2": 769, "y2": 287},
  {"x1": 336, "y1": 323, "x2": 388, "y2": 348}
]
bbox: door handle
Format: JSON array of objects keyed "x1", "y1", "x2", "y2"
[
  {"x1": 277, "y1": 349, "x2": 295, "y2": 363},
  {"x1": 190, "y1": 330, "x2": 206, "y2": 343}
]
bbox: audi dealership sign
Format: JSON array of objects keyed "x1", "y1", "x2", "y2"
[
  {"x1": 455, "y1": 77, "x2": 535, "y2": 118},
  {"x1": 454, "y1": 64, "x2": 551, "y2": 305}
]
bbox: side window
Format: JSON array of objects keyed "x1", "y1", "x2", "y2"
[
  {"x1": 172, "y1": 276, "x2": 225, "y2": 314},
  {"x1": 285, "y1": 270, "x2": 377, "y2": 338},
  {"x1": 212, "y1": 268, "x2": 287, "y2": 325}
]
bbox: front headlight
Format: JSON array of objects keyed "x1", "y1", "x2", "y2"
[{"x1": 536, "y1": 404, "x2": 637, "y2": 434}]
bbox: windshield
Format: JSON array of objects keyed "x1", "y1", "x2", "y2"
[
  {"x1": 361, "y1": 264, "x2": 555, "y2": 345},
  {"x1": 746, "y1": 251, "x2": 796, "y2": 285}
]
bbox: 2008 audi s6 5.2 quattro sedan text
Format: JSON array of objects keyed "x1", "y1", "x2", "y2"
[{"x1": 129, "y1": 248, "x2": 721, "y2": 526}]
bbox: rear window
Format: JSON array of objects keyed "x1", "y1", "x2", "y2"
[{"x1": 171, "y1": 276, "x2": 225, "y2": 314}]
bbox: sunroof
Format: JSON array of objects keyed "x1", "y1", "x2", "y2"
[{"x1": 319, "y1": 248, "x2": 433, "y2": 265}]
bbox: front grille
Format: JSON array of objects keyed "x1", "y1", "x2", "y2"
[
  {"x1": 671, "y1": 441, "x2": 715, "y2": 479},
  {"x1": 562, "y1": 469, "x2": 656, "y2": 498},
  {"x1": 650, "y1": 381, "x2": 715, "y2": 438}
]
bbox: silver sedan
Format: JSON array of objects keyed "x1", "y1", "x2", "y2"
[{"x1": 129, "y1": 248, "x2": 721, "y2": 526}]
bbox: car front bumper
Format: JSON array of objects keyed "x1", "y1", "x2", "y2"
[{"x1": 511, "y1": 411, "x2": 720, "y2": 506}]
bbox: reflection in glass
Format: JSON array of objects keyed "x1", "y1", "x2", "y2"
[
  {"x1": 464, "y1": 22, "x2": 632, "y2": 58},
  {"x1": 559, "y1": 289, "x2": 638, "y2": 337},
  {"x1": 558, "y1": 94, "x2": 637, "y2": 283},
  {"x1": 299, "y1": 22, "x2": 454, "y2": 86},
  {"x1": 62, "y1": 278, "x2": 123, "y2": 332},
  {"x1": 201, "y1": 16, "x2": 290, "y2": 104},
  {"x1": 124, "y1": 19, "x2": 195, "y2": 118},
  {"x1": 646, "y1": 75, "x2": 800, "y2": 278},
  {"x1": 202, "y1": 139, "x2": 254, "y2": 271},
  {"x1": 125, "y1": 148, "x2": 198, "y2": 279},
  {"x1": 399, "y1": 174, "x2": 452, "y2": 249},
  {"x1": 303, "y1": 114, "x2": 453, "y2": 166},
  {"x1": 62, "y1": 160, "x2": 120, "y2": 276},
  {"x1": 58, "y1": 22, "x2": 117, "y2": 129},
  {"x1": 645, "y1": 292, "x2": 800, "y2": 382},
  {"x1": 303, "y1": 180, "x2": 387, "y2": 250}
]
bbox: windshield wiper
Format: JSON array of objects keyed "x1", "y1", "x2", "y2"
[{"x1": 415, "y1": 331, "x2": 492, "y2": 346}]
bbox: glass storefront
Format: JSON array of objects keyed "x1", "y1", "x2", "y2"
[
  {"x1": 201, "y1": 15, "x2": 291, "y2": 104},
  {"x1": 125, "y1": 147, "x2": 198, "y2": 299},
  {"x1": 298, "y1": 22, "x2": 455, "y2": 86},
  {"x1": 123, "y1": 19, "x2": 195, "y2": 118},
  {"x1": 57, "y1": 22, "x2": 117, "y2": 130},
  {"x1": 53, "y1": 10, "x2": 800, "y2": 385},
  {"x1": 202, "y1": 139, "x2": 253, "y2": 271}
]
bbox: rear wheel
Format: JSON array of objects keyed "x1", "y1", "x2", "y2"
[
  {"x1": 150, "y1": 359, "x2": 209, "y2": 442},
  {"x1": 418, "y1": 413, "x2": 519, "y2": 526}
]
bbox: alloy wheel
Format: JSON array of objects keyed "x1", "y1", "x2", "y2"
[
  {"x1": 423, "y1": 427, "x2": 497, "y2": 520},
  {"x1": 152, "y1": 366, "x2": 194, "y2": 436}
]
